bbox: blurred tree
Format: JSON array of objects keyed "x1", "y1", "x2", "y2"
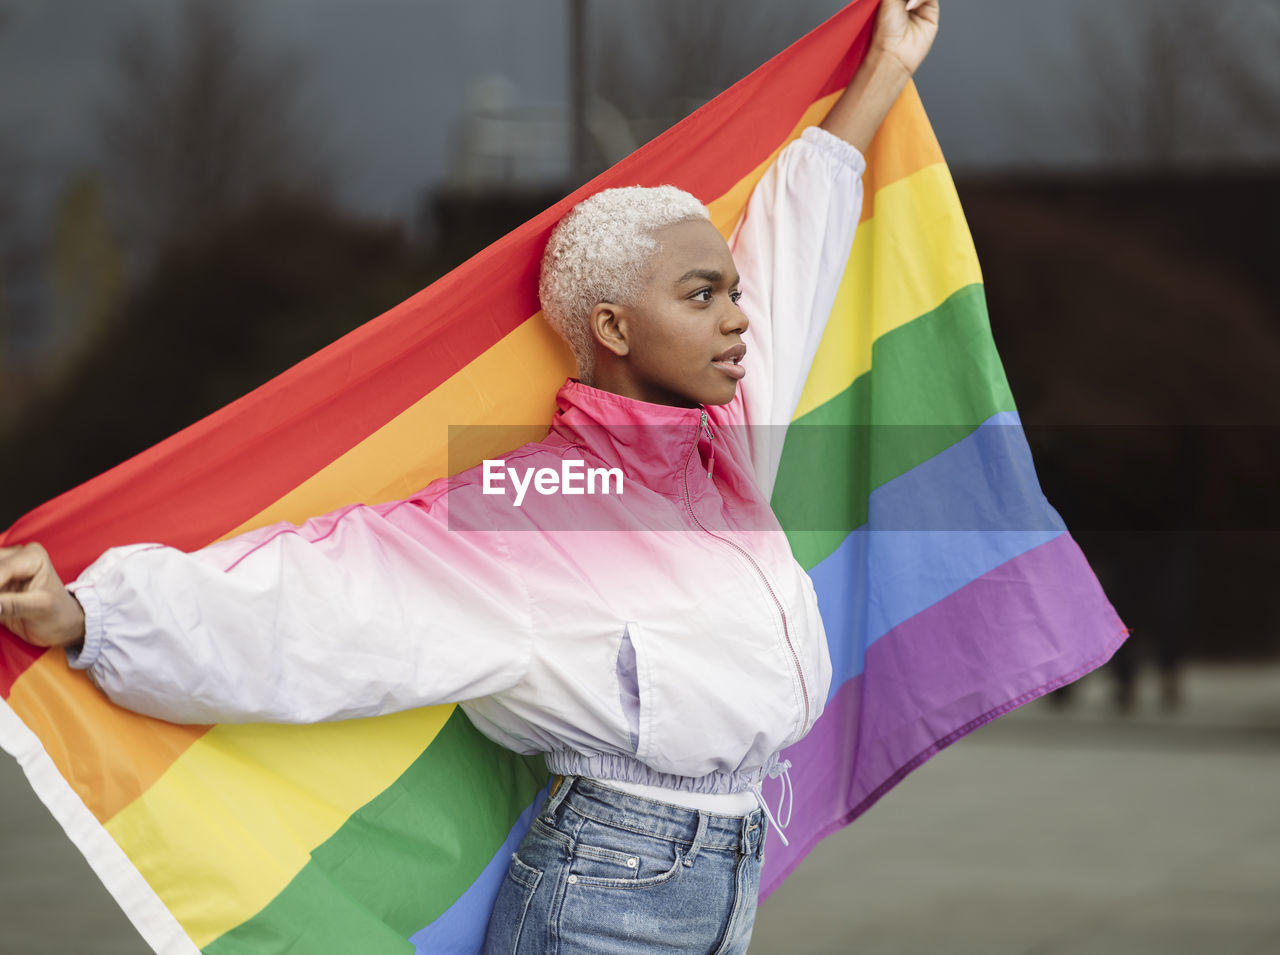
[
  {"x1": 589, "y1": 0, "x2": 834, "y2": 158},
  {"x1": 0, "y1": 3, "x2": 20, "y2": 419},
  {"x1": 0, "y1": 146, "x2": 14, "y2": 380},
  {"x1": 1077, "y1": 0, "x2": 1280, "y2": 167},
  {"x1": 98, "y1": 0, "x2": 330, "y2": 271},
  {"x1": 47, "y1": 174, "x2": 126, "y2": 382},
  {"x1": 0, "y1": 197, "x2": 433, "y2": 526}
]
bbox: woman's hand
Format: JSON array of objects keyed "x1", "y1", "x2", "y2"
[
  {"x1": 0, "y1": 543, "x2": 86, "y2": 648},
  {"x1": 875, "y1": 0, "x2": 941, "y2": 80}
]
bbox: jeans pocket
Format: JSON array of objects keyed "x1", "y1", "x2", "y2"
[
  {"x1": 556, "y1": 844, "x2": 727, "y2": 952},
  {"x1": 568, "y1": 843, "x2": 684, "y2": 890},
  {"x1": 567, "y1": 815, "x2": 684, "y2": 889},
  {"x1": 575, "y1": 850, "x2": 685, "y2": 890},
  {"x1": 569, "y1": 840, "x2": 647, "y2": 882},
  {"x1": 482, "y1": 853, "x2": 543, "y2": 954}
]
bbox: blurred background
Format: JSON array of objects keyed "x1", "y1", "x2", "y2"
[{"x1": 0, "y1": 0, "x2": 1277, "y2": 952}]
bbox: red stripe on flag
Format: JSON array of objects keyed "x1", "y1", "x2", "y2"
[
  {"x1": 0, "y1": 640, "x2": 43, "y2": 698},
  {"x1": 1, "y1": 1, "x2": 876, "y2": 688}
]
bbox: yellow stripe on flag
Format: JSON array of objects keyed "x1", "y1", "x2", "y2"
[
  {"x1": 105, "y1": 705, "x2": 454, "y2": 947},
  {"x1": 794, "y1": 161, "x2": 983, "y2": 420}
]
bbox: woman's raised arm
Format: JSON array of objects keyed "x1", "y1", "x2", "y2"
[
  {"x1": 821, "y1": 0, "x2": 940, "y2": 152},
  {"x1": 723, "y1": 0, "x2": 940, "y2": 491}
]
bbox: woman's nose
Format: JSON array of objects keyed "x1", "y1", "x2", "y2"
[{"x1": 721, "y1": 301, "x2": 749, "y2": 334}]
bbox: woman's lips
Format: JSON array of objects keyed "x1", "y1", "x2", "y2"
[
  {"x1": 712, "y1": 343, "x2": 747, "y2": 380},
  {"x1": 711, "y1": 359, "x2": 746, "y2": 380}
]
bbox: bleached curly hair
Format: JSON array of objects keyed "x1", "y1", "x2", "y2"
[{"x1": 539, "y1": 185, "x2": 711, "y2": 382}]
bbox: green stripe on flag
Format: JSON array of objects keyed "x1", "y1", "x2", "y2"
[
  {"x1": 775, "y1": 284, "x2": 1016, "y2": 569},
  {"x1": 204, "y1": 709, "x2": 547, "y2": 955}
]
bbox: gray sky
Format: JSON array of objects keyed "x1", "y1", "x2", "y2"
[{"x1": 2, "y1": 0, "x2": 1278, "y2": 227}]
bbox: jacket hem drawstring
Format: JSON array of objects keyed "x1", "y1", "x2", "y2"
[{"x1": 752, "y1": 758, "x2": 794, "y2": 847}]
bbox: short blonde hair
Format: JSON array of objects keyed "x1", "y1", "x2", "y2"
[{"x1": 539, "y1": 185, "x2": 710, "y2": 381}]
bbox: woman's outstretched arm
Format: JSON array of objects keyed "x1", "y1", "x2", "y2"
[{"x1": 1, "y1": 491, "x2": 537, "y2": 725}]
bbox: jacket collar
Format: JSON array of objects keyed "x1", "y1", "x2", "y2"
[{"x1": 548, "y1": 378, "x2": 709, "y2": 487}]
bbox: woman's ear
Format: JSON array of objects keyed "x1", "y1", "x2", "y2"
[{"x1": 590, "y1": 302, "x2": 630, "y2": 359}]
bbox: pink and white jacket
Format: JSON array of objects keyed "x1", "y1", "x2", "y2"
[{"x1": 68, "y1": 127, "x2": 866, "y2": 795}]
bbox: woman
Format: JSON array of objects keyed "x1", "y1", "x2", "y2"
[{"x1": 0, "y1": 2, "x2": 939, "y2": 950}]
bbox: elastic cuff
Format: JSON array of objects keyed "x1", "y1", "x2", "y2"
[
  {"x1": 64, "y1": 583, "x2": 103, "y2": 670},
  {"x1": 799, "y1": 125, "x2": 868, "y2": 175}
]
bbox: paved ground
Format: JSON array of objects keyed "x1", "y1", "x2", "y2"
[
  {"x1": 750, "y1": 662, "x2": 1280, "y2": 955},
  {"x1": 3, "y1": 661, "x2": 1279, "y2": 954}
]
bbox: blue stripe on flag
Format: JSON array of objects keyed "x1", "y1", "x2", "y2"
[{"x1": 810, "y1": 411, "x2": 1067, "y2": 698}]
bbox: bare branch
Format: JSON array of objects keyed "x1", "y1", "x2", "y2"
[
  {"x1": 97, "y1": 0, "x2": 330, "y2": 268},
  {"x1": 591, "y1": 0, "x2": 829, "y2": 152},
  {"x1": 1073, "y1": 0, "x2": 1280, "y2": 167}
]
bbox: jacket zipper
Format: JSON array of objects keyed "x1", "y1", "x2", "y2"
[{"x1": 681, "y1": 409, "x2": 811, "y2": 736}]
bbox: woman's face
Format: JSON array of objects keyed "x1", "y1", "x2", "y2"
[{"x1": 599, "y1": 218, "x2": 749, "y2": 408}]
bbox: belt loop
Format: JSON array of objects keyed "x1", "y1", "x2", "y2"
[
  {"x1": 541, "y1": 774, "x2": 575, "y2": 825},
  {"x1": 756, "y1": 810, "x2": 768, "y2": 859},
  {"x1": 682, "y1": 811, "x2": 709, "y2": 867}
]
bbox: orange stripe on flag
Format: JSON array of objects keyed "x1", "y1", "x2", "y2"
[
  {"x1": 861, "y1": 83, "x2": 942, "y2": 220},
  {"x1": 7, "y1": 652, "x2": 207, "y2": 822}
]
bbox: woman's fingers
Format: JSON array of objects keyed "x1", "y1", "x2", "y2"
[
  {"x1": 0, "y1": 589, "x2": 53, "y2": 622},
  {"x1": 0, "y1": 543, "x2": 46, "y2": 590},
  {"x1": 873, "y1": 0, "x2": 940, "y2": 78},
  {"x1": 0, "y1": 543, "x2": 85, "y2": 647}
]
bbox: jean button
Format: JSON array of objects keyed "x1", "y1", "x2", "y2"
[
  {"x1": 626, "y1": 857, "x2": 638, "y2": 868},
  {"x1": 567, "y1": 875, "x2": 579, "y2": 884}
]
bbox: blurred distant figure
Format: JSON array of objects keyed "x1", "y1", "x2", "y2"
[{"x1": 1109, "y1": 532, "x2": 1192, "y2": 712}]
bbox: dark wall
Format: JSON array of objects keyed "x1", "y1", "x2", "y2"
[{"x1": 959, "y1": 172, "x2": 1280, "y2": 659}]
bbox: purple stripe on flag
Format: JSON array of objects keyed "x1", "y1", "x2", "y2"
[{"x1": 761, "y1": 532, "x2": 1126, "y2": 899}]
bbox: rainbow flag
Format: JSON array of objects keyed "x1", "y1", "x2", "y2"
[{"x1": 0, "y1": 2, "x2": 1126, "y2": 951}]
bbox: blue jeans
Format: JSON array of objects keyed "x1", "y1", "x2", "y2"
[{"x1": 481, "y1": 775, "x2": 767, "y2": 954}]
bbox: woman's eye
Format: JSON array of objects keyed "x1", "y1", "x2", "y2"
[
  {"x1": 692, "y1": 288, "x2": 713, "y2": 303},
  {"x1": 730, "y1": 289, "x2": 743, "y2": 305}
]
